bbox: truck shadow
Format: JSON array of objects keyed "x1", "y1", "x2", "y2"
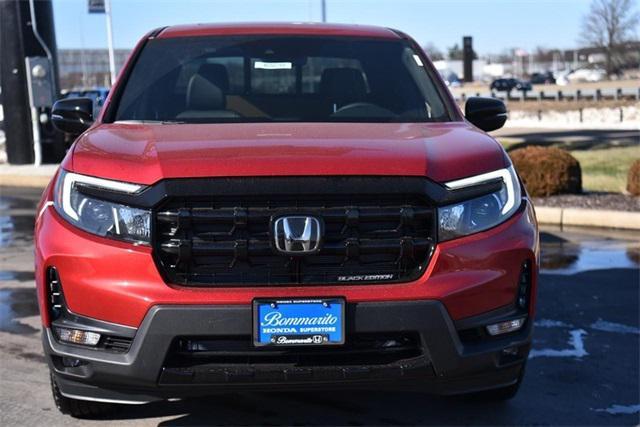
[{"x1": 106, "y1": 391, "x2": 517, "y2": 426}]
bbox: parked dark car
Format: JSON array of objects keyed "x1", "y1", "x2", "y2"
[
  {"x1": 490, "y1": 78, "x2": 532, "y2": 93},
  {"x1": 438, "y1": 70, "x2": 462, "y2": 87},
  {"x1": 529, "y1": 72, "x2": 555, "y2": 85}
]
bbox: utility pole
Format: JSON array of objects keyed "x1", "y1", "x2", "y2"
[
  {"x1": 0, "y1": 0, "x2": 34, "y2": 164},
  {"x1": 104, "y1": 0, "x2": 117, "y2": 86},
  {"x1": 462, "y1": 36, "x2": 473, "y2": 83},
  {"x1": 0, "y1": 0, "x2": 61, "y2": 165},
  {"x1": 321, "y1": 0, "x2": 327, "y2": 23}
]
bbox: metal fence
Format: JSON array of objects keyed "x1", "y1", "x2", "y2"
[{"x1": 456, "y1": 87, "x2": 640, "y2": 103}]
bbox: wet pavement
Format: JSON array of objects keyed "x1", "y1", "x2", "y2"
[
  {"x1": 0, "y1": 186, "x2": 638, "y2": 426},
  {"x1": 0, "y1": 288, "x2": 39, "y2": 334},
  {"x1": 540, "y1": 226, "x2": 640, "y2": 274}
]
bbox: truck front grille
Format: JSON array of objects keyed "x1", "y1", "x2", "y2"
[{"x1": 153, "y1": 182, "x2": 436, "y2": 286}]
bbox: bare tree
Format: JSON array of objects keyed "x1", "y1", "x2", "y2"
[
  {"x1": 447, "y1": 43, "x2": 477, "y2": 61},
  {"x1": 580, "y1": 0, "x2": 640, "y2": 75},
  {"x1": 533, "y1": 46, "x2": 555, "y2": 63},
  {"x1": 423, "y1": 43, "x2": 444, "y2": 61}
]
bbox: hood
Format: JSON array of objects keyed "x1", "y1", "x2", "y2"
[{"x1": 70, "y1": 122, "x2": 507, "y2": 185}]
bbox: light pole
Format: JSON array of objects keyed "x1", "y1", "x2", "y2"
[
  {"x1": 321, "y1": 0, "x2": 326, "y2": 22},
  {"x1": 104, "y1": 0, "x2": 116, "y2": 86}
]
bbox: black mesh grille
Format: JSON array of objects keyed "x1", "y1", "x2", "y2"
[
  {"x1": 153, "y1": 190, "x2": 436, "y2": 286},
  {"x1": 47, "y1": 267, "x2": 64, "y2": 321},
  {"x1": 165, "y1": 333, "x2": 423, "y2": 367},
  {"x1": 159, "y1": 333, "x2": 431, "y2": 385},
  {"x1": 101, "y1": 336, "x2": 133, "y2": 353}
]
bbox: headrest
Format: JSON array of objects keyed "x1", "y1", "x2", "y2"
[
  {"x1": 185, "y1": 74, "x2": 224, "y2": 110},
  {"x1": 319, "y1": 68, "x2": 367, "y2": 106},
  {"x1": 197, "y1": 63, "x2": 230, "y2": 92}
]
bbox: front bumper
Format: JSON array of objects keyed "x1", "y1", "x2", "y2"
[{"x1": 45, "y1": 300, "x2": 532, "y2": 402}]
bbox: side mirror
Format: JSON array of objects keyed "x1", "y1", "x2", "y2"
[
  {"x1": 465, "y1": 97, "x2": 507, "y2": 132},
  {"x1": 51, "y1": 97, "x2": 94, "y2": 135}
]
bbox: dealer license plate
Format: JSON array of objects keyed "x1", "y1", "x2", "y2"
[{"x1": 253, "y1": 298, "x2": 345, "y2": 347}]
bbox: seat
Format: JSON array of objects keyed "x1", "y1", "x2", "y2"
[
  {"x1": 319, "y1": 68, "x2": 368, "y2": 111},
  {"x1": 197, "y1": 63, "x2": 230, "y2": 92},
  {"x1": 176, "y1": 63, "x2": 239, "y2": 119}
]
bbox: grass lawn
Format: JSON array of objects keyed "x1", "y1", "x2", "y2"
[
  {"x1": 571, "y1": 146, "x2": 639, "y2": 193},
  {"x1": 501, "y1": 143, "x2": 639, "y2": 193}
]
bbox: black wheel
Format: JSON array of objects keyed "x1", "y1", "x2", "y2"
[{"x1": 50, "y1": 372, "x2": 117, "y2": 418}]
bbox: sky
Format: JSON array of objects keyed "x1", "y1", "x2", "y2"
[{"x1": 52, "y1": 0, "x2": 595, "y2": 55}]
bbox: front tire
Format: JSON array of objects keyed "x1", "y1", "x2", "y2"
[{"x1": 50, "y1": 372, "x2": 117, "y2": 418}]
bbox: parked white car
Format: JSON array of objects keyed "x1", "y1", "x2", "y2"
[
  {"x1": 567, "y1": 67, "x2": 607, "y2": 83},
  {"x1": 554, "y1": 70, "x2": 572, "y2": 86}
]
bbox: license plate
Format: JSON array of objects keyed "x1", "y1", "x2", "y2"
[{"x1": 253, "y1": 298, "x2": 345, "y2": 347}]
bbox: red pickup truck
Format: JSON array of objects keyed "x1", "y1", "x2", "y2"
[{"x1": 39, "y1": 23, "x2": 538, "y2": 417}]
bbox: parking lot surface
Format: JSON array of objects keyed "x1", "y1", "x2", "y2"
[{"x1": 0, "y1": 186, "x2": 638, "y2": 426}]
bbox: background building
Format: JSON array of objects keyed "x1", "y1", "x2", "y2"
[{"x1": 58, "y1": 48, "x2": 130, "y2": 90}]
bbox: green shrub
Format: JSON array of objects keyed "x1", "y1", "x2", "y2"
[{"x1": 509, "y1": 146, "x2": 582, "y2": 197}]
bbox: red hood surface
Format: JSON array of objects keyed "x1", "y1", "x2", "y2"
[{"x1": 69, "y1": 122, "x2": 507, "y2": 185}]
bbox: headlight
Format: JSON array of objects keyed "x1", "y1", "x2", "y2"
[
  {"x1": 53, "y1": 170, "x2": 150, "y2": 244},
  {"x1": 438, "y1": 166, "x2": 522, "y2": 241}
]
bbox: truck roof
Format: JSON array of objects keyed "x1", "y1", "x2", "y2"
[{"x1": 156, "y1": 22, "x2": 401, "y2": 40}]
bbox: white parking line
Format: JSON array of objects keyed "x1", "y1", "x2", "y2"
[
  {"x1": 529, "y1": 329, "x2": 588, "y2": 359},
  {"x1": 535, "y1": 319, "x2": 573, "y2": 328},
  {"x1": 593, "y1": 404, "x2": 640, "y2": 415},
  {"x1": 590, "y1": 319, "x2": 640, "y2": 335}
]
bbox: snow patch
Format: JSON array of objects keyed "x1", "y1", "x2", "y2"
[{"x1": 506, "y1": 105, "x2": 639, "y2": 130}]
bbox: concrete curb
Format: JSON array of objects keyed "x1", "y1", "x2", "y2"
[
  {"x1": 0, "y1": 164, "x2": 57, "y2": 189},
  {"x1": 0, "y1": 174, "x2": 53, "y2": 188},
  {"x1": 535, "y1": 206, "x2": 640, "y2": 230}
]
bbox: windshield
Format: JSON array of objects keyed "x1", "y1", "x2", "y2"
[{"x1": 113, "y1": 36, "x2": 452, "y2": 123}]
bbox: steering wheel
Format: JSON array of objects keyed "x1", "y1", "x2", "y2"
[
  {"x1": 335, "y1": 102, "x2": 378, "y2": 113},
  {"x1": 332, "y1": 102, "x2": 395, "y2": 117}
]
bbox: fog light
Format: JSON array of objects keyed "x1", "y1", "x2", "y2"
[
  {"x1": 55, "y1": 327, "x2": 101, "y2": 346},
  {"x1": 486, "y1": 318, "x2": 525, "y2": 336}
]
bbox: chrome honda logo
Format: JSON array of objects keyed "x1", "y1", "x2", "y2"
[{"x1": 273, "y1": 216, "x2": 322, "y2": 254}]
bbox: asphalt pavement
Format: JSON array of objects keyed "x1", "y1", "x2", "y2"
[
  {"x1": 492, "y1": 127, "x2": 640, "y2": 151},
  {"x1": 0, "y1": 186, "x2": 638, "y2": 426}
]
